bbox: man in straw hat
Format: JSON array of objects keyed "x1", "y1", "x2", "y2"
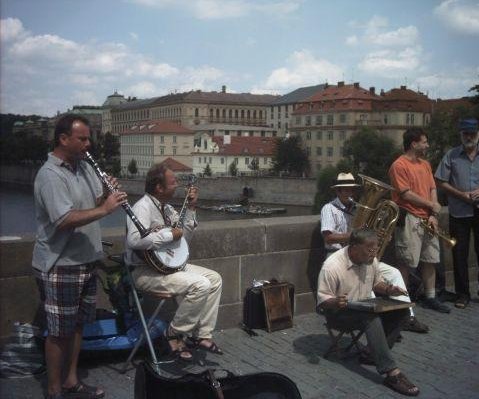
[
  {"x1": 435, "y1": 118, "x2": 479, "y2": 309},
  {"x1": 320, "y1": 172, "x2": 429, "y2": 333}
]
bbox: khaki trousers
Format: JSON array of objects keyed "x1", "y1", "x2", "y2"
[{"x1": 132, "y1": 263, "x2": 222, "y2": 339}]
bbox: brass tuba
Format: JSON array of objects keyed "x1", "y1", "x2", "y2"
[{"x1": 350, "y1": 174, "x2": 399, "y2": 260}]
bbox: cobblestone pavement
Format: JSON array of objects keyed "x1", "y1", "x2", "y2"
[{"x1": 2, "y1": 300, "x2": 479, "y2": 399}]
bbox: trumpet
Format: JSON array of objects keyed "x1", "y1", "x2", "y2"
[{"x1": 419, "y1": 219, "x2": 456, "y2": 248}]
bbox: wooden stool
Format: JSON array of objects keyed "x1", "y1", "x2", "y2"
[{"x1": 323, "y1": 322, "x2": 365, "y2": 359}]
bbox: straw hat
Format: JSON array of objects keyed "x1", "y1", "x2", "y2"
[{"x1": 331, "y1": 172, "x2": 360, "y2": 188}]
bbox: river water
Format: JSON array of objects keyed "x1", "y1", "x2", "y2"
[{"x1": 0, "y1": 184, "x2": 312, "y2": 238}]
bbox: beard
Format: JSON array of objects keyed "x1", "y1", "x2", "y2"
[{"x1": 462, "y1": 137, "x2": 479, "y2": 150}]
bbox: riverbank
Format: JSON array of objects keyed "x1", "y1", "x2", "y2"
[{"x1": 0, "y1": 164, "x2": 317, "y2": 205}]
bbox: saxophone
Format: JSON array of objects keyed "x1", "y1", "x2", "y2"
[{"x1": 350, "y1": 174, "x2": 399, "y2": 260}]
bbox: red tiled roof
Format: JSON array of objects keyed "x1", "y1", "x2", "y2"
[
  {"x1": 376, "y1": 87, "x2": 433, "y2": 113},
  {"x1": 293, "y1": 84, "x2": 434, "y2": 114},
  {"x1": 122, "y1": 120, "x2": 193, "y2": 135},
  {"x1": 433, "y1": 97, "x2": 475, "y2": 114},
  {"x1": 293, "y1": 84, "x2": 379, "y2": 114},
  {"x1": 210, "y1": 136, "x2": 275, "y2": 156},
  {"x1": 159, "y1": 157, "x2": 192, "y2": 172}
]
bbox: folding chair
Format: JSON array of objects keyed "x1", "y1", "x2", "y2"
[
  {"x1": 120, "y1": 258, "x2": 177, "y2": 374},
  {"x1": 323, "y1": 319, "x2": 365, "y2": 359}
]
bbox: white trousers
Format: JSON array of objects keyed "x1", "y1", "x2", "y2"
[{"x1": 132, "y1": 263, "x2": 222, "y2": 339}]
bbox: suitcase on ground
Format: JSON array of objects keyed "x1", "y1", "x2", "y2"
[
  {"x1": 243, "y1": 281, "x2": 294, "y2": 332},
  {"x1": 135, "y1": 361, "x2": 302, "y2": 399}
]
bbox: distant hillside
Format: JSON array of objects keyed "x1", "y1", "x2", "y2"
[{"x1": 0, "y1": 113, "x2": 47, "y2": 135}]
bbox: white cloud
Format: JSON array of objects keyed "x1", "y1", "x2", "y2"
[
  {"x1": 0, "y1": 17, "x2": 27, "y2": 42},
  {"x1": 126, "y1": 81, "x2": 158, "y2": 97},
  {"x1": 434, "y1": 0, "x2": 479, "y2": 35},
  {"x1": 0, "y1": 17, "x2": 230, "y2": 116},
  {"x1": 414, "y1": 67, "x2": 479, "y2": 98},
  {"x1": 129, "y1": 32, "x2": 139, "y2": 40},
  {"x1": 345, "y1": 35, "x2": 358, "y2": 46},
  {"x1": 259, "y1": 50, "x2": 343, "y2": 91},
  {"x1": 358, "y1": 47, "x2": 422, "y2": 76},
  {"x1": 128, "y1": 0, "x2": 300, "y2": 19},
  {"x1": 367, "y1": 25, "x2": 419, "y2": 47}
]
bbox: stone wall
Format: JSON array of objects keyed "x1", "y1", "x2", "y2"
[
  {"x1": 0, "y1": 213, "x2": 476, "y2": 339},
  {"x1": 119, "y1": 176, "x2": 316, "y2": 205},
  {"x1": 0, "y1": 165, "x2": 317, "y2": 205}
]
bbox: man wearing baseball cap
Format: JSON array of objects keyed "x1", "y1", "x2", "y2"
[{"x1": 435, "y1": 118, "x2": 479, "y2": 309}]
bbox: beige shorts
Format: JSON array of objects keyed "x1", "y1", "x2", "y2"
[{"x1": 395, "y1": 212, "x2": 440, "y2": 268}]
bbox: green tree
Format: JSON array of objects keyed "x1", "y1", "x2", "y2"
[
  {"x1": 343, "y1": 127, "x2": 400, "y2": 182},
  {"x1": 203, "y1": 163, "x2": 212, "y2": 176},
  {"x1": 229, "y1": 161, "x2": 238, "y2": 176},
  {"x1": 271, "y1": 136, "x2": 310, "y2": 177},
  {"x1": 127, "y1": 158, "x2": 138, "y2": 177}
]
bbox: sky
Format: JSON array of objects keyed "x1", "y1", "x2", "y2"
[{"x1": 1, "y1": 0, "x2": 478, "y2": 117}]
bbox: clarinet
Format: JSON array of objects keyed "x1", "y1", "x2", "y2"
[{"x1": 84, "y1": 151, "x2": 150, "y2": 238}]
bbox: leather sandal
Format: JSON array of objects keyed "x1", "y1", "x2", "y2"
[
  {"x1": 383, "y1": 372, "x2": 419, "y2": 396},
  {"x1": 187, "y1": 337, "x2": 223, "y2": 355},
  {"x1": 62, "y1": 382, "x2": 105, "y2": 398},
  {"x1": 164, "y1": 327, "x2": 193, "y2": 362}
]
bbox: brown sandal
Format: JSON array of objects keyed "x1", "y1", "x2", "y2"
[
  {"x1": 164, "y1": 327, "x2": 193, "y2": 362},
  {"x1": 187, "y1": 337, "x2": 223, "y2": 355},
  {"x1": 62, "y1": 382, "x2": 105, "y2": 398},
  {"x1": 383, "y1": 372, "x2": 419, "y2": 396}
]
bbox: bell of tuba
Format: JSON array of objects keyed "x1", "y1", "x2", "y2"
[{"x1": 351, "y1": 174, "x2": 399, "y2": 260}]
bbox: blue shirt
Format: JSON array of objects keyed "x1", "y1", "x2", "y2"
[{"x1": 434, "y1": 145, "x2": 479, "y2": 218}]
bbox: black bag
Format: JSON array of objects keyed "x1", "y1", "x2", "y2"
[
  {"x1": 135, "y1": 361, "x2": 302, "y2": 399},
  {"x1": 243, "y1": 281, "x2": 294, "y2": 331}
]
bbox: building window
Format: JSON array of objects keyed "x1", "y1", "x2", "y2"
[
  {"x1": 295, "y1": 116, "x2": 301, "y2": 125},
  {"x1": 221, "y1": 157, "x2": 224, "y2": 164},
  {"x1": 261, "y1": 131, "x2": 266, "y2": 137},
  {"x1": 315, "y1": 115, "x2": 322, "y2": 125},
  {"x1": 327, "y1": 114, "x2": 334, "y2": 125},
  {"x1": 199, "y1": 157, "x2": 201, "y2": 163},
  {"x1": 316, "y1": 131, "x2": 322, "y2": 140},
  {"x1": 277, "y1": 121, "x2": 281, "y2": 129},
  {"x1": 241, "y1": 110, "x2": 245, "y2": 118},
  {"x1": 316, "y1": 147, "x2": 322, "y2": 156},
  {"x1": 384, "y1": 114, "x2": 389, "y2": 124},
  {"x1": 204, "y1": 156, "x2": 207, "y2": 163},
  {"x1": 327, "y1": 131, "x2": 334, "y2": 140},
  {"x1": 305, "y1": 116, "x2": 311, "y2": 126},
  {"x1": 245, "y1": 157, "x2": 249, "y2": 165},
  {"x1": 160, "y1": 136, "x2": 164, "y2": 143},
  {"x1": 173, "y1": 135, "x2": 177, "y2": 143},
  {"x1": 235, "y1": 110, "x2": 239, "y2": 118},
  {"x1": 160, "y1": 147, "x2": 164, "y2": 155},
  {"x1": 306, "y1": 131, "x2": 311, "y2": 140},
  {"x1": 327, "y1": 147, "x2": 333, "y2": 157},
  {"x1": 339, "y1": 114, "x2": 346, "y2": 123},
  {"x1": 234, "y1": 158, "x2": 238, "y2": 165},
  {"x1": 339, "y1": 131, "x2": 346, "y2": 140},
  {"x1": 229, "y1": 109, "x2": 232, "y2": 118},
  {"x1": 173, "y1": 147, "x2": 177, "y2": 155},
  {"x1": 264, "y1": 157, "x2": 268, "y2": 164},
  {"x1": 195, "y1": 108, "x2": 199, "y2": 117}
]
